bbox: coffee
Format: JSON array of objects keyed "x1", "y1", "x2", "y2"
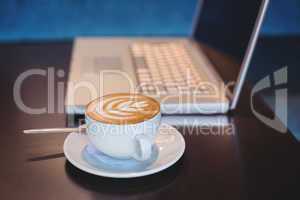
[
  {"x1": 85, "y1": 93, "x2": 161, "y2": 161},
  {"x1": 86, "y1": 93, "x2": 160, "y2": 125}
]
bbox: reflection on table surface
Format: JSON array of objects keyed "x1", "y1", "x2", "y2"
[{"x1": 68, "y1": 114, "x2": 232, "y2": 127}]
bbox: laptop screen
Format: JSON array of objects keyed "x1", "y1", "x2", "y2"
[{"x1": 194, "y1": 0, "x2": 264, "y2": 94}]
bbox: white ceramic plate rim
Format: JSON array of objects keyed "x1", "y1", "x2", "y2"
[{"x1": 63, "y1": 123, "x2": 185, "y2": 178}]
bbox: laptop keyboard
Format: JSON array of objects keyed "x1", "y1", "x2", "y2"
[{"x1": 130, "y1": 42, "x2": 216, "y2": 95}]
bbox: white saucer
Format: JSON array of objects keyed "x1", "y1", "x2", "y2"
[{"x1": 63, "y1": 123, "x2": 185, "y2": 178}]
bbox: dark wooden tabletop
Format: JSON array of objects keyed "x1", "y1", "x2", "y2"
[{"x1": 0, "y1": 38, "x2": 299, "y2": 200}]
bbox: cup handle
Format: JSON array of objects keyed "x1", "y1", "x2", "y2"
[{"x1": 132, "y1": 134, "x2": 152, "y2": 161}]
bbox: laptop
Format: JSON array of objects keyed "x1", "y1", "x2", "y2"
[{"x1": 66, "y1": 0, "x2": 269, "y2": 114}]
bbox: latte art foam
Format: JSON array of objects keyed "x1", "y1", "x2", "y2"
[{"x1": 86, "y1": 93, "x2": 160, "y2": 124}]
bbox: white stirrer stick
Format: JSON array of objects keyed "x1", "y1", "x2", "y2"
[{"x1": 23, "y1": 125, "x2": 86, "y2": 134}]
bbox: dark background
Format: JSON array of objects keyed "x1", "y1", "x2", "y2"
[{"x1": 0, "y1": 0, "x2": 299, "y2": 41}]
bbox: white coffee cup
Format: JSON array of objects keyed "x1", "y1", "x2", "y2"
[{"x1": 85, "y1": 93, "x2": 161, "y2": 161}]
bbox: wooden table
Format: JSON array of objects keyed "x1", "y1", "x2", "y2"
[{"x1": 0, "y1": 38, "x2": 299, "y2": 200}]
